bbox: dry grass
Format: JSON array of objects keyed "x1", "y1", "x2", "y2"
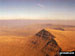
[
  {"x1": 46, "y1": 28, "x2": 75, "y2": 51},
  {"x1": 0, "y1": 23, "x2": 75, "y2": 56},
  {"x1": 0, "y1": 36, "x2": 30, "y2": 56}
]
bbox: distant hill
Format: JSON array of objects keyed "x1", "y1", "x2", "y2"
[
  {"x1": 0, "y1": 20, "x2": 75, "y2": 37},
  {"x1": 0, "y1": 20, "x2": 75, "y2": 27}
]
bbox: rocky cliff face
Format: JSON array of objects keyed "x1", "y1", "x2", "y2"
[
  {"x1": 36, "y1": 29, "x2": 55, "y2": 40},
  {"x1": 30, "y1": 29, "x2": 61, "y2": 56}
]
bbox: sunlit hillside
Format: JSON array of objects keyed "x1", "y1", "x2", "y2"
[
  {"x1": 0, "y1": 28, "x2": 75, "y2": 56},
  {"x1": 46, "y1": 29, "x2": 75, "y2": 51},
  {"x1": 0, "y1": 0, "x2": 75, "y2": 55}
]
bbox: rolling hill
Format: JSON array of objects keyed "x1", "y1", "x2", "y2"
[{"x1": 0, "y1": 28, "x2": 75, "y2": 56}]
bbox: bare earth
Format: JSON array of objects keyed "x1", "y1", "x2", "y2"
[{"x1": 0, "y1": 20, "x2": 75, "y2": 56}]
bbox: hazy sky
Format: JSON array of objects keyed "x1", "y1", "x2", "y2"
[{"x1": 0, "y1": 0, "x2": 75, "y2": 20}]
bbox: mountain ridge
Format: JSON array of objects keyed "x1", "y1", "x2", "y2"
[
  {"x1": 38, "y1": 28, "x2": 75, "y2": 51},
  {"x1": 28, "y1": 29, "x2": 62, "y2": 56}
]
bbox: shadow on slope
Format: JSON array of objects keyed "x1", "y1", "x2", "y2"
[{"x1": 29, "y1": 29, "x2": 61, "y2": 56}]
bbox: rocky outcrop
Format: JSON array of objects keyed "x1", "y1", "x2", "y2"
[
  {"x1": 31, "y1": 29, "x2": 61, "y2": 56},
  {"x1": 36, "y1": 29, "x2": 55, "y2": 40}
]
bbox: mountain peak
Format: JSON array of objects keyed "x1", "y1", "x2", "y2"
[
  {"x1": 36, "y1": 29, "x2": 54, "y2": 40},
  {"x1": 32, "y1": 29, "x2": 61, "y2": 56}
]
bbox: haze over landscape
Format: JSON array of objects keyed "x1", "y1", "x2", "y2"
[
  {"x1": 0, "y1": 0, "x2": 75, "y2": 20},
  {"x1": 0, "y1": 0, "x2": 75, "y2": 56}
]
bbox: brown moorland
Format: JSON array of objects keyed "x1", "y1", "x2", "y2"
[
  {"x1": 0, "y1": 20, "x2": 75, "y2": 56},
  {"x1": 0, "y1": 28, "x2": 75, "y2": 56}
]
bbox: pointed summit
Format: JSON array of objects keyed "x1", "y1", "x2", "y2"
[
  {"x1": 32, "y1": 29, "x2": 61, "y2": 56},
  {"x1": 36, "y1": 29, "x2": 54, "y2": 40}
]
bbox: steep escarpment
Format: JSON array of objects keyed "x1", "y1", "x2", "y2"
[{"x1": 29, "y1": 29, "x2": 61, "y2": 56}]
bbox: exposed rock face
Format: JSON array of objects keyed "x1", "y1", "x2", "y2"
[
  {"x1": 36, "y1": 29, "x2": 55, "y2": 40},
  {"x1": 31, "y1": 29, "x2": 61, "y2": 56},
  {"x1": 42, "y1": 38, "x2": 61, "y2": 56}
]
